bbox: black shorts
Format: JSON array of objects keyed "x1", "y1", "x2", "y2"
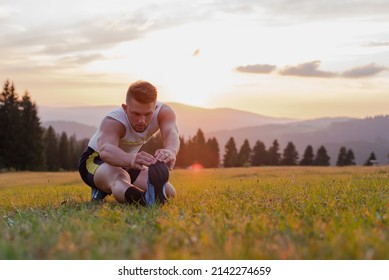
[{"x1": 78, "y1": 147, "x2": 141, "y2": 189}]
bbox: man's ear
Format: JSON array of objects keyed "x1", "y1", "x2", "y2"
[{"x1": 121, "y1": 104, "x2": 127, "y2": 111}]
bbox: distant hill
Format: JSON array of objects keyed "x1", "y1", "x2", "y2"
[
  {"x1": 207, "y1": 115, "x2": 389, "y2": 165},
  {"x1": 38, "y1": 104, "x2": 389, "y2": 165},
  {"x1": 38, "y1": 102, "x2": 295, "y2": 137},
  {"x1": 42, "y1": 121, "x2": 97, "y2": 140},
  {"x1": 167, "y1": 102, "x2": 295, "y2": 137}
]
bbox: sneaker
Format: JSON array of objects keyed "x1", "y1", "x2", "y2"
[
  {"x1": 147, "y1": 161, "x2": 169, "y2": 205},
  {"x1": 91, "y1": 187, "x2": 108, "y2": 202}
]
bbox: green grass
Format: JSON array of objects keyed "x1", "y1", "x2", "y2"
[{"x1": 0, "y1": 167, "x2": 388, "y2": 259}]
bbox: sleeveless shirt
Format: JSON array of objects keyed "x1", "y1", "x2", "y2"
[{"x1": 88, "y1": 101, "x2": 163, "y2": 155}]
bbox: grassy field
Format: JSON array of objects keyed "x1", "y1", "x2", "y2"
[{"x1": 0, "y1": 166, "x2": 388, "y2": 260}]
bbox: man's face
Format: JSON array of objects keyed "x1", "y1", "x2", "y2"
[{"x1": 122, "y1": 98, "x2": 156, "y2": 133}]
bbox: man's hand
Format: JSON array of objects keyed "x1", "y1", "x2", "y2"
[
  {"x1": 132, "y1": 151, "x2": 157, "y2": 170},
  {"x1": 155, "y1": 149, "x2": 176, "y2": 170}
]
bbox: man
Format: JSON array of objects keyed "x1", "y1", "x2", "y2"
[{"x1": 79, "y1": 81, "x2": 179, "y2": 206}]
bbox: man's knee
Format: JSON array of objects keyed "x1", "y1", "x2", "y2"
[{"x1": 165, "y1": 183, "x2": 176, "y2": 198}]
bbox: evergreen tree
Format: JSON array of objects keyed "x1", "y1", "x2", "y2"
[
  {"x1": 364, "y1": 152, "x2": 377, "y2": 166},
  {"x1": 68, "y1": 134, "x2": 79, "y2": 170},
  {"x1": 345, "y1": 149, "x2": 356, "y2": 166},
  {"x1": 205, "y1": 137, "x2": 220, "y2": 168},
  {"x1": 0, "y1": 80, "x2": 21, "y2": 169},
  {"x1": 58, "y1": 132, "x2": 71, "y2": 170},
  {"x1": 251, "y1": 140, "x2": 267, "y2": 166},
  {"x1": 44, "y1": 126, "x2": 60, "y2": 171},
  {"x1": 17, "y1": 92, "x2": 45, "y2": 170},
  {"x1": 300, "y1": 145, "x2": 315, "y2": 166},
  {"x1": 237, "y1": 139, "x2": 251, "y2": 167},
  {"x1": 314, "y1": 145, "x2": 330, "y2": 166},
  {"x1": 175, "y1": 136, "x2": 187, "y2": 168},
  {"x1": 336, "y1": 146, "x2": 347, "y2": 166},
  {"x1": 280, "y1": 141, "x2": 299, "y2": 165},
  {"x1": 267, "y1": 139, "x2": 281, "y2": 165},
  {"x1": 192, "y1": 129, "x2": 207, "y2": 166},
  {"x1": 223, "y1": 137, "x2": 238, "y2": 167}
]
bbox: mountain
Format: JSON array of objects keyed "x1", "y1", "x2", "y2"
[
  {"x1": 207, "y1": 115, "x2": 389, "y2": 165},
  {"x1": 167, "y1": 102, "x2": 295, "y2": 137},
  {"x1": 38, "y1": 102, "x2": 295, "y2": 137},
  {"x1": 38, "y1": 103, "x2": 389, "y2": 165},
  {"x1": 42, "y1": 121, "x2": 97, "y2": 140}
]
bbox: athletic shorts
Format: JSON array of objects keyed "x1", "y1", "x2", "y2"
[{"x1": 78, "y1": 147, "x2": 141, "y2": 189}]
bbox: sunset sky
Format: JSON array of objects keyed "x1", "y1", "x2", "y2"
[{"x1": 1, "y1": 0, "x2": 388, "y2": 119}]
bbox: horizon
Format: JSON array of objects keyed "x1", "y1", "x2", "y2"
[
  {"x1": 37, "y1": 101, "x2": 389, "y2": 122},
  {"x1": 1, "y1": 0, "x2": 389, "y2": 119}
]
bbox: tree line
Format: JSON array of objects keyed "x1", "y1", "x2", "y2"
[
  {"x1": 142, "y1": 129, "x2": 379, "y2": 168},
  {"x1": 0, "y1": 80, "x2": 381, "y2": 171},
  {"x1": 0, "y1": 80, "x2": 88, "y2": 171}
]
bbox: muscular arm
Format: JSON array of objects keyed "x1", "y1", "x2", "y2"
[
  {"x1": 155, "y1": 104, "x2": 180, "y2": 168},
  {"x1": 97, "y1": 117, "x2": 156, "y2": 169}
]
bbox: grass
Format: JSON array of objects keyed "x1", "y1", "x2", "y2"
[{"x1": 0, "y1": 167, "x2": 388, "y2": 259}]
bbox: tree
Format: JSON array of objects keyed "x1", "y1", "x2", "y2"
[
  {"x1": 17, "y1": 92, "x2": 45, "y2": 170},
  {"x1": 58, "y1": 132, "x2": 71, "y2": 170},
  {"x1": 314, "y1": 146, "x2": 330, "y2": 166},
  {"x1": 280, "y1": 141, "x2": 299, "y2": 165},
  {"x1": 175, "y1": 136, "x2": 188, "y2": 168},
  {"x1": 336, "y1": 146, "x2": 347, "y2": 166},
  {"x1": 223, "y1": 137, "x2": 239, "y2": 167},
  {"x1": 44, "y1": 126, "x2": 60, "y2": 171},
  {"x1": 205, "y1": 137, "x2": 220, "y2": 168},
  {"x1": 0, "y1": 80, "x2": 21, "y2": 169},
  {"x1": 345, "y1": 149, "x2": 356, "y2": 166},
  {"x1": 237, "y1": 139, "x2": 251, "y2": 167},
  {"x1": 251, "y1": 140, "x2": 267, "y2": 166},
  {"x1": 267, "y1": 139, "x2": 281, "y2": 165},
  {"x1": 364, "y1": 152, "x2": 377, "y2": 166},
  {"x1": 300, "y1": 145, "x2": 315, "y2": 166}
]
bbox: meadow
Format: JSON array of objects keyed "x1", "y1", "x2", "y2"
[{"x1": 0, "y1": 166, "x2": 388, "y2": 260}]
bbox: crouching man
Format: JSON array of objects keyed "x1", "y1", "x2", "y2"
[{"x1": 79, "y1": 80, "x2": 179, "y2": 206}]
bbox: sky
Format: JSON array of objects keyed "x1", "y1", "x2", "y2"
[{"x1": 1, "y1": 0, "x2": 389, "y2": 119}]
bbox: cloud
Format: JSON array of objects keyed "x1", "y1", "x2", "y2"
[
  {"x1": 257, "y1": 0, "x2": 389, "y2": 20},
  {"x1": 0, "y1": 6, "x2": 18, "y2": 20},
  {"x1": 364, "y1": 41, "x2": 389, "y2": 47},
  {"x1": 279, "y1": 60, "x2": 337, "y2": 78},
  {"x1": 236, "y1": 64, "x2": 277, "y2": 74},
  {"x1": 341, "y1": 63, "x2": 388, "y2": 78},
  {"x1": 237, "y1": 60, "x2": 388, "y2": 79},
  {"x1": 58, "y1": 53, "x2": 105, "y2": 66}
]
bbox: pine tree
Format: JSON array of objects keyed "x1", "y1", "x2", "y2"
[
  {"x1": 58, "y1": 132, "x2": 71, "y2": 170},
  {"x1": 237, "y1": 139, "x2": 251, "y2": 167},
  {"x1": 300, "y1": 145, "x2": 315, "y2": 166},
  {"x1": 192, "y1": 129, "x2": 207, "y2": 166},
  {"x1": 68, "y1": 134, "x2": 79, "y2": 170},
  {"x1": 314, "y1": 146, "x2": 330, "y2": 166},
  {"x1": 17, "y1": 92, "x2": 45, "y2": 170},
  {"x1": 336, "y1": 146, "x2": 347, "y2": 166},
  {"x1": 251, "y1": 140, "x2": 267, "y2": 166},
  {"x1": 345, "y1": 149, "x2": 356, "y2": 166},
  {"x1": 223, "y1": 137, "x2": 238, "y2": 167},
  {"x1": 44, "y1": 126, "x2": 60, "y2": 171},
  {"x1": 0, "y1": 80, "x2": 21, "y2": 169},
  {"x1": 267, "y1": 139, "x2": 281, "y2": 165},
  {"x1": 175, "y1": 136, "x2": 187, "y2": 168},
  {"x1": 280, "y1": 141, "x2": 299, "y2": 165},
  {"x1": 364, "y1": 152, "x2": 377, "y2": 166},
  {"x1": 206, "y1": 137, "x2": 220, "y2": 168}
]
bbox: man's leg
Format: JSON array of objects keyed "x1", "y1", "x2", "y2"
[
  {"x1": 94, "y1": 163, "x2": 138, "y2": 203},
  {"x1": 132, "y1": 167, "x2": 176, "y2": 198}
]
